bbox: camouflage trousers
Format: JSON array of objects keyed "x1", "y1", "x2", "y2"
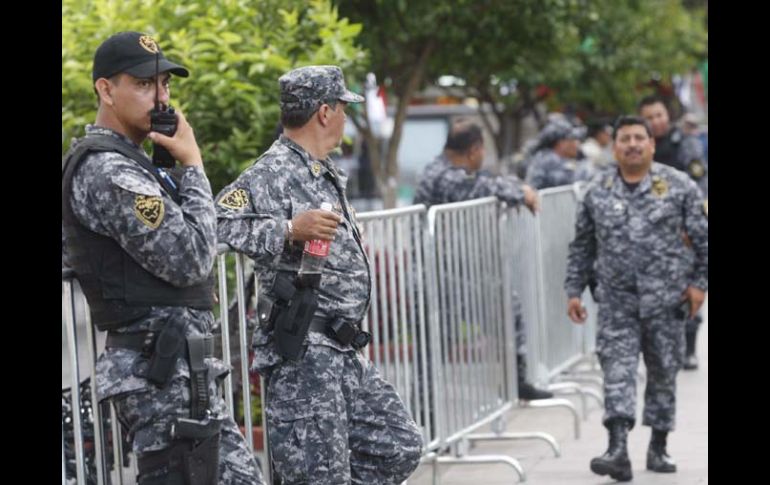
[
  {"x1": 512, "y1": 292, "x2": 531, "y2": 382},
  {"x1": 264, "y1": 344, "x2": 423, "y2": 485},
  {"x1": 112, "y1": 375, "x2": 263, "y2": 484},
  {"x1": 512, "y1": 291, "x2": 527, "y2": 356},
  {"x1": 596, "y1": 303, "x2": 685, "y2": 431}
]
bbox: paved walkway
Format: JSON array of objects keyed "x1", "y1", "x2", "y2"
[{"x1": 407, "y1": 308, "x2": 708, "y2": 484}]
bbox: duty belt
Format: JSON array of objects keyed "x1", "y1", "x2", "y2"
[
  {"x1": 107, "y1": 330, "x2": 215, "y2": 419},
  {"x1": 308, "y1": 316, "x2": 371, "y2": 350},
  {"x1": 106, "y1": 331, "x2": 214, "y2": 357}
]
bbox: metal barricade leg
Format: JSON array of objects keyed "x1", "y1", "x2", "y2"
[{"x1": 517, "y1": 397, "x2": 581, "y2": 439}]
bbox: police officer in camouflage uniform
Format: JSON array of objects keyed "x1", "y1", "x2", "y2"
[
  {"x1": 413, "y1": 151, "x2": 449, "y2": 206},
  {"x1": 419, "y1": 120, "x2": 553, "y2": 400},
  {"x1": 565, "y1": 116, "x2": 708, "y2": 481},
  {"x1": 61, "y1": 32, "x2": 263, "y2": 485},
  {"x1": 215, "y1": 65, "x2": 423, "y2": 485},
  {"x1": 418, "y1": 120, "x2": 539, "y2": 212},
  {"x1": 414, "y1": 119, "x2": 528, "y2": 206},
  {"x1": 639, "y1": 96, "x2": 707, "y2": 370},
  {"x1": 525, "y1": 119, "x2": 594, "y2": 190}
]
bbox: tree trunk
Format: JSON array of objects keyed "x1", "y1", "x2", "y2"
[
  {"x1": 498, "y1": 113, "x2": 515, "y2": 159},
  {"x1": 511, "y1": 108, "x2": 525, "y2": 154},
  {"x1": 381, "y1": 40, "x2": 436, "y2": 208},
  {"x1": 349, "y1": 97, "x2": 382, "y2": 201}
]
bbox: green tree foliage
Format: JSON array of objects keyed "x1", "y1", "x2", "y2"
[
  {"x1": 340, "y1": 0, "x2": 592, "y2": 202},
  {"x1": 339, "y1": 0, "x2": 458, "y2": 207},
  {"x1": 554, "y1": 0, "x2": 708, "y2": 116},
  {"x1": 62, "y1": 0, "x2": 365, "y2": 193},
  {"x1": 341, "y1": 0, "x2": 706, "y2": 172},
  {"x1": 426, "y1": 0, "x2": 587, "y2": 157}
]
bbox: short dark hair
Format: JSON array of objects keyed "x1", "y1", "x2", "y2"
[
  {"x1": 613, "y1": 115, "x2": 652, "y2": 140},
  {"x1": 586, "y1": 118, "x2": 611, "y2": 138},
  {"x1": 444, "y1": 119, "x2": 483, "y2": 152},
  {"x1": 93, "y1": 74, "x2": 122, "y2": 104},
  {"x1": 637, "y1": 95, "x2": 668, "y2": 113},
  {"x1": 280, "y1": 98, "x2": 338, "y2": 129}
]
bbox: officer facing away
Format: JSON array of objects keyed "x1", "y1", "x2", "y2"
[{"x1": 62, "y1": 31, "x2": 263, "y2": 484}]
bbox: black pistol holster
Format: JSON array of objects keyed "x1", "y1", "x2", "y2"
[
  {"x1": 144, "y1": 318, "x2": 186, "y2": 387},
  {"x1": 673, "y1": 299, "x2": 691, "y2": 321},
  {"x1": 265, "y1": 271, "x2": 372, "y2": 359},
  {"x1": 269, "y1": 271, "x2": 319, "y2": 361}
]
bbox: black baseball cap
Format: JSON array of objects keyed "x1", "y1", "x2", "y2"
[{"x1": 92, "y1": 31, "x2": 189, "y2": 82}]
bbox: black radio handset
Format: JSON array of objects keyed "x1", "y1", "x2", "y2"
[{"x1": 150, "y1": 50, "x2": 177, "y2": 168}]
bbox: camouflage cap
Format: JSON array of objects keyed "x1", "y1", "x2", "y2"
[
  {"x1": 539, "y1": 119, "x2": 585, "y2": 146},
  {"x1": 279, "y1": 65, "x2": 364, "y2": 112}
]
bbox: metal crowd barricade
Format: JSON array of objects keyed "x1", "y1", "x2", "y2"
[
  {"x1": 62, "y1": 270, "x2": 136, "y2": 485},
  {"x1": 535, "y1": 186, "x2": 585, "y2": 376},
  {"x1": 503, "y1": 185, "x2": 602, "y2": 416},
  {"x1": 211, "y1": 247, "x2": 272, "y2": 473},
  {"x1": 538, "y1": 186, "x2": 602, "y2": 394},
  {"x1": 427, "y1": 197, "x2": 512, "y2": 445},
  {"x1": 357, "y1": 205, "x2": 438, "y2": 454},
  {"x1": 422, "y1": 197, "x2": 561, "y2": 482},
  {"x1": 563, "y1": 182, "x2": 603, "y2": 387}
]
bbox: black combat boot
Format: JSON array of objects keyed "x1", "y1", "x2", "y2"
[
  {"x1": 590, "y1": 419, "x2": 633, "y2": 481},
  {"x1": 518, "y1": 381, "x2": 554, "y2": 400},
  {"x1": 517, "y1": 356, "x2": 554, "y2": 400},
  {"x1": 683, "y1": 329, "x2": 698, "y2": 370},
  {"x1": 647, "y1": 429, "x2": 677, "y2": 472}
]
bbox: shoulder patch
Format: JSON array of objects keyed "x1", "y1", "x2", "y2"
[
  {"x1": 111, "y1": 170, "x2": 162, "y2": 197},
  {"x1": 218, "y1": 188, "x2": 250, "y2": 210},
  {"x1": 134, "y1": 195, "x2": 164, "y2": 229}
]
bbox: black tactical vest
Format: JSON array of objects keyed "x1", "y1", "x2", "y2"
[
  {"x1": 61, "y1": 134, "x2": 214, "y2": 331},
  {"x1": 654, "y1": 128, "x2": 685, "y2": 171}
]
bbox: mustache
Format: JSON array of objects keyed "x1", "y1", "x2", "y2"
[{"x1": 624, "y1": 148, "x2": 642, "y2": 155}]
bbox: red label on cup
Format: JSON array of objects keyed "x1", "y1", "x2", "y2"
[{"x1": 304, "y1": 239, "x2": 330, "y2": 257}]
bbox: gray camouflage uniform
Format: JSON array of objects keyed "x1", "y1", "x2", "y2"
[
  {"x1": 413, "y1": 153, "x2": 449, "y2": 205},
  {"x1": 430, "y1": 165, "x2": 526, "y2": 207},
  {"x1": 524, "y1": 120, "x2": 593, "y2": 190},
  {"x1": 525, "y1": 148, "x2": 594, "y2": 190},
  {"x1": 68, "y1": 125, "x2": 263, "y2": 484},
  {"x1": 216, "y1": 66, "x2": 422, "y2": 485},
  {"x1": 565, "y1": 163, "x2": 708, "y2": 431}
]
